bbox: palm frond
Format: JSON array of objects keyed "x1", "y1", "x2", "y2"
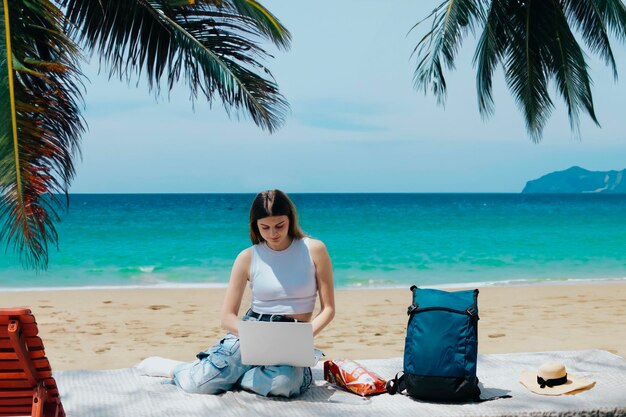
[
  {"x1": 502, "y1": 0, "x2": 554, "y2": 142},
  {"x1": 228, "y1": 0, "x2": 291, "y2": 50},
  {"x1": 478, "y1": 0, "x2": 597, "y2": 140},
  {"x1": 413, "y1": 0, "x2": 626, "y2": 141},
  {"x1": 1, "y1": 0, "x2": 84, "y2": 269},
  {"x1": 473, "y1": 0, "x2": 508, "y2": 117},
  {"x1": 411, "y1": 0, "x2": 486, "y2": 104},
  {"x1": 61, "y1": 0, "x2": 291, "y2": 132},
  {"x1": 562, "y1": 0, "x2": 618, "y2": 78},
  {"x1": 594, "y1": 0, "x2": 626, "y2": 41},
  {"x1": 1, "y1": 1, "x2": 16, "y2": 194},
  {"x1": 547, "y1": 0, "x2": 599, "y2": 137},
  {"x1": 501, "y1": 0, "x2": 601, "y2": 140}
]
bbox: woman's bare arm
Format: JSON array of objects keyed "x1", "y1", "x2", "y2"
[
  {"x1": 309, "y1": 239, "x2": 335, "y2": 336},
  {"x1": 220, "y1": 248, "x2": 251, "y2": 336}
]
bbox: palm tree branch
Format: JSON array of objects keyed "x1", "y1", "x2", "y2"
[
  {"x1": 562, "y1": 0, "x2": 618, "y2": 79},
  {"x1": 1, "y1": 0, "x2": 23, "y2": 204},
  {"x1": 1, "y1": 0, "x2": 28, "y2": 263},
  {"x1": 502, "y1": 0, "x2": 553, "y2": 142},
  {"x1": 548, "y1": 0, "x2": 599, "y2": 135},
  {"x1": 62, "y1": 0, "x2": 289, "y2": 131},
  {"x1": 473, "y1": 0, "x2": 508, "y2": 117},
  {"x1": 227, "y1": 0, "x2": 291, "y2": 50},
  {"x1": 411, "y1": 0, "x2": 486, "y2": 104},
  {"x1": 595, "y1": 0, "x2": 626, "y2": 42},
  {"x1": 412, "y1": 0, "x2": 625, "y2": 141},
  {"x1": 1, "y1": 0, "x2": 84, "y2": 268},
  {"x1": 149, "y1": 4, "x2": 279, "y2": 126}
]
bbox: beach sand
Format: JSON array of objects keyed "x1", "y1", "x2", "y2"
[{"x1": 1, "y1": 282, "x2": 624, "y2": 370}]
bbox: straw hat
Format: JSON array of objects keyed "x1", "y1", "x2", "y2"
[{"x1": 520, "y1": 361, "x2": 595, "y2": 396}]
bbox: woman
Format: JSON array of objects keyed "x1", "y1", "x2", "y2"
[{"x1": 172, "y1": 190, "x2": 335, "y2": 397}]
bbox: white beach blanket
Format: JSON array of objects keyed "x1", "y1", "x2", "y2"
[{"x1": 55, "y1": 349, "x2": 626, "y2": 417}]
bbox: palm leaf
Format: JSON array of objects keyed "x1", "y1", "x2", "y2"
[
  {"x1": 2, "y1": 0, "x2": 290, "y2": 269},
  {"x1": 61, "y1": 0, "x2": 291, "y2": 132},
  {"x1": 503, "y1": 0, "x2": 555, "y2": 142},
  {"x1": 414, "y1": 0, "x2": 626, "y2": 141},
  {"x1": 0, "y1": 1, "x2": 17, "y2": 195},
  {"x1": 499, "y1": 0, "x2": 600, "y2": 140},
  {"x1": 562, "y1": 0, "x2": 618, "y2": 78},
  {"x1": 594, "y1": 0, "x2": 626, "y2": 41},
  {"x1": 547, "y1": 0, "x2": 599, "y2": 137},
  {"x1": 229, "y1": 0, "x2": 291, "y2": 50},
  {"x1": 1, "y1": 0, "x2": 84, "y2": 268},
  {"x1": 474, "y1": 0, "x2": 508, "y2": 117},
  {"x1": 411, "y1": 0, "x2": 486, "y2": 104}
]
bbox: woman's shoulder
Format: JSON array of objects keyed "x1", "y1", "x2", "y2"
[
  {"x1": 302, "y1": 237, "x2": 328, "y2": 253},
  {"x1": 234, "y1": 246, "x2": 254, "y2": 263}
]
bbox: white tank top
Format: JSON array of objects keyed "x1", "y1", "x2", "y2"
[{"x1": 250, "y1": 237, "x2": 317, "y2": 314}]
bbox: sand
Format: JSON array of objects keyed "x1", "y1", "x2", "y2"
[{"x1": 1, "y1": 281, "x2": 625, "y2": 370}]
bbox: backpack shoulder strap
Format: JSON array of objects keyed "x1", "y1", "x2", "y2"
[{"x1": 385, "y1": 372, "x2": 405, "y2": 395}]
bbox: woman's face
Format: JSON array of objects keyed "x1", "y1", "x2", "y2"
[{"x1": 257, "y1": 215, "x2": 291, "y2": 250}]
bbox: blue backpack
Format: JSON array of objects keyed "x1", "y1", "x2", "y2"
[{"x1": 387, "y1": 286, "x2": 508, "y2": 402}]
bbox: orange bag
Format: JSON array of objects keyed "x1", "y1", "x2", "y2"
[{"x1": 323, "y1": 359, "x2": 387, "y2": 396}]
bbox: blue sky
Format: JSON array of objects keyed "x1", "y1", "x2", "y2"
[{"x1": 70, "y1": 1, "x2": 626, "y2": 193}]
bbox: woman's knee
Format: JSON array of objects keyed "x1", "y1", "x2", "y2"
[
  {"x1": 172, "y1": 358, "x2": 231, "y2": 394},
  {"x1": 241, "y1": 365, "x2": 306, "y2": 397},
  {"x1": 173, "y1": 335, "x2": 249, "y2": 395},
  {"x1": 275, "y1": 366, "x2": 312, "y2": 396},
  {"x1": 269, "y1": 366, "x2": 304, "y2": 397}
]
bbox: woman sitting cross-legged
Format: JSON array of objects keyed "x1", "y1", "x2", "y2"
[{"x1": 139, "y1": 189, "x2": 335, "y2": 398}]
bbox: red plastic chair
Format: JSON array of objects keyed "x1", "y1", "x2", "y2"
[{"x1": 0, "y1": 308, "x2": 64, "y2": 417}]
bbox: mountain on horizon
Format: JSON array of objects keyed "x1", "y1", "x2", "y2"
[{"x1": 522, "y1": 166, "x2": 626, "y2": 193}]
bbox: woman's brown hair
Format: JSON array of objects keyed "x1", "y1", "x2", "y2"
[{"x1": 249, "y1": 190, "x2": 305, "y2": 244}]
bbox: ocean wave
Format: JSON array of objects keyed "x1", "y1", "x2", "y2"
[
  {"x1": 339, "y1": 275, "x2": 626, "y2": 290},
  {"x1": 419, "y1": 276, "x2": 626, "y2": 289},
  {"x1": 1, "y1": 276, "x2": 625, "y2": 293}
]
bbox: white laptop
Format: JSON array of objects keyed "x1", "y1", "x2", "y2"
[{"x1": 238, "y1": 320, "x2": 317, "y2": 367}]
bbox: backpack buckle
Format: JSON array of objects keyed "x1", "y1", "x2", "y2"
[
  {"x1": 466, "y1": 304, "x2": 479, "y2": 319},
  {"x1": 407, "y1": 304, "x2": 418, "y2": 315}
]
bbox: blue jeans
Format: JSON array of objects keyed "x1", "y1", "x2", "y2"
[{"x1": 172, "y1": 314, "x2": 313, "y2": 397}]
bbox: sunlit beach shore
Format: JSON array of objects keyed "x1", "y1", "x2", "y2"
[{"x1": 1, "y1": 280, "x2": 624, "y2": 370}]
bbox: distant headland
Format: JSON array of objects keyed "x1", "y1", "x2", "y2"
[{"x1": 522, "y1": 166, "x2": 626, "y2": 193}]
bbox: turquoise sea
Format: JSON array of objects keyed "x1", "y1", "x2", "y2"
[{"x1": 1, "y1": 193, "x2": 625, "y2": 290}]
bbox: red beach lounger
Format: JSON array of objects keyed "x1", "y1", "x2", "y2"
[{"x1": 0, "y1": 308, "x2": 65, "y2": 417}]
